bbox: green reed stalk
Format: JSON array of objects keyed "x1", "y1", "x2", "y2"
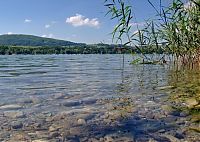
[{"x1": 105, "y1": 0, "x2": 200, "y2": 66}]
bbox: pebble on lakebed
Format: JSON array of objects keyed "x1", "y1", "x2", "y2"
[
  {"x1": 53, "y1": 93, "x2": 67, "y2": 99},
  {"x1": 185, "y1": 98, "x2": 199, "y2": 108},
  {"x1": 32, "y1": 140, "x2": 48, "y2": 142},
  {"x1": 4, "y1": 111, "x2": 25, "y2": 118},
  {"x1": 157, "y1": 85, "x2": 174, "y2": 90},
  {"x1": 11, "y1": 121, "x2": 23, "y2": 129},
  {"x1": 77, "y1": 118, "x2": 86, "y2": 125},
  {"x1": 48, "y1": 124, "x2": 61, "y2": 132},
  {"x1": 0, "y1": 104, "x2": 23, "y2": 110}
]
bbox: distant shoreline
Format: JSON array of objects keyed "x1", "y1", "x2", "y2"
[{"x1": 0, "y1": 45, "x2": 166, "y2": 55}]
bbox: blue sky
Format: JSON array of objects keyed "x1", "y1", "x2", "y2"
[{"x1": 0, "y1": 0, "x2": 170, "y2": 44}]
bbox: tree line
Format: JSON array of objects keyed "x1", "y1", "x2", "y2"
[{"x1": 0, "y1": 44, "x2": 165, "y2": 55}]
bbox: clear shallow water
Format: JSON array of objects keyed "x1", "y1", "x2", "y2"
[
  {"x1": 0, "y1": 54, "x2": 199, "y2": 142},
  {"x1": 0, "y1": 54, "x2": 168, "y2": 111}
]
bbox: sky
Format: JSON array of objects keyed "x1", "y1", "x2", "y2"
[{"x1": 0, "y1": 0, "x2": 171, "y2": 44}]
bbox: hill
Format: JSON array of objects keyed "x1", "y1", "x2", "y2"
[{"x1": 0, "y1": 34, "x2": 85, "y2": 46}]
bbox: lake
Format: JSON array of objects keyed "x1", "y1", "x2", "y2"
[{"x1": 0, "y1": 54, "x2": 199, "y2": 142}]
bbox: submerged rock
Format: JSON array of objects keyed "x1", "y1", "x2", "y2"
[
  {"x1": 104, "y1": 135, "x2": 114, "y2": 142},
  {"x1": 180, "y1": 110, "x2": 190, "y2": 117},
  {"x1": 148, "y1": 138, "x2": 159, "y2": 142},
  {"x1": 11, "y1": 121, "x2": 23, "y2": 129},
  {"x1": 53, "y1": 93, "x2": 66, "y2": 99},
  {"x1": 50, "y1": 111, "x2": 69, "y2": 121},
  {"x1": 194, "y1": 104, "x2": 200, "y2": 109},
  {"x1": 161, "y1": 134, "x2": 181, "y2": 142},
  {"x1": 62, "y1": 101, "x2": 81, "y2": 107},
  {"x1": 9, "y1": 133, "x2": 31, "y2": 141},
  {"x1": 185, "y1": 98, "x2": 198, "y2": 108},
  {"x1": 0, "y1": 104, "x2": 23, "y2": 110},
  {"x1": 161, "y1": 105, "x2": 179, "y2": 116},
  {"x1": 49, "y1": 125, "x2": 61, "y2": 132},
  {"x1": 32, "y1": 140, "x2": 48, "y2": 142},
  {"x1": 87, "y1": 138, "x2": 99, "y2": 142},
  {"x1": 69, "y1": 127, "x2": 85, "y2": 136},
  {"x1": 35, "y1": 131, "x2": 49, "y2": 139},
  {"x1": 49, "y1": 131, "x2": 59, "y2": 138},
  {"x1": 83, "y1": 99, "x2": 97, "y2": 105},
  {"x1": 157, "y1": 86, "x2": 174, "y2": 90},
  {"x1": 190, "y1": 114, "x2": 200, "y2": 122},
  {"x1": 4, "y1": 111, "x2": 25, "y2": 118},
  {"x1": 189, "y1": 127, "x2": 200, "y2": 133},
  {"x1": 174, "y1": 132, "x2": 185, "y2": 139},
  {"x1": 17, "y1": 98, "x2": 33, "y2": 104},
  {"x1": 77, "y1": 119, "x2": 86, "y2": 125}
]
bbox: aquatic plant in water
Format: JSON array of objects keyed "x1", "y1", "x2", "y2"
[{"x1": 105, "y1": 0, "x2": 200, "y2": 133}]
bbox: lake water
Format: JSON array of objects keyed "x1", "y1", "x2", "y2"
[{"x1": 0, "y1": 54, "x2": 199, "y2": 142}]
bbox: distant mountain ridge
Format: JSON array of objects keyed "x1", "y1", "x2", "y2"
[{"x1": 0, "y1": 34, "x2": 85, "y2": 46}]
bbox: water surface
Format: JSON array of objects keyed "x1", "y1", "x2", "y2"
[{"x1": 0, "y1": 54, "x2": 199, "y2": 142}]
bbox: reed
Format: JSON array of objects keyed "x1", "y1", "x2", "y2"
[{"x1": 105, "y1": 0, "x2": 200, "y2": 66}]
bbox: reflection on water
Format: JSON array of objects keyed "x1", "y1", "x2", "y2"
[
  {"x1": 168, "y1": 67, "x2": 200, "y2": 96},
  {"x1": 0, "y1": 55, "x2": 125, "y2": 106},
  {"x1": 0, "y1": 54, "x2": 199, "y2": 141},
  {"x1": 167, "y1": 67, "x2": 200, "y2": 132}
]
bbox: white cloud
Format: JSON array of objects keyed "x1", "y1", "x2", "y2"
[
  {"x1": 42, "y1": 35, "x2": 47, "y2": 38},
  {"x1": 44, "y1": 21, "x2": 57, "y2": 29},
  {"x1": 42, "y1": 34, "x2": 54, "y2": 38},
  {"x1": 130, "y1": 22, "x2": 145, "y2": 27},
  {"x1": 66, "y1": 14, "x2": 100, "y2": 28},
  {"x1": 24, "y1": 19, "x2": 32, "y2": 23},
  {"x1": 45, "y1": 24, "x2": 51, "y2": 28},
  {"x1": 7, "y1": 32, "x2": 13, "y2": 35}
]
